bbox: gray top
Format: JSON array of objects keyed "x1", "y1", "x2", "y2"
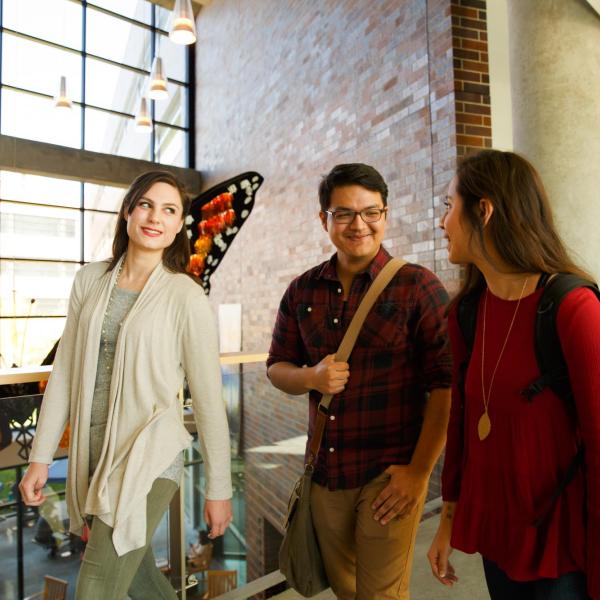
[{"x1": 89, "y1": 286, "x2": 183, "y2": 483}]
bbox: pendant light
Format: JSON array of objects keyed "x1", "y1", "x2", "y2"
[
  {"x1": 169, "y1": 0, "x2": 196, "y2": 45},
  {"x1": 148, "y1": 56, "x2": 168, "y2": 100},
  {"x1": 135, "y1": 97, "x2": 152, "y2": 132},
  {"x1": 54, "y1": 75, "x2": 72, "y2": 109}
]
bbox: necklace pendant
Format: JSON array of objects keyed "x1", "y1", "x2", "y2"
[{"x1": 478, "y1": 411, "x2": 491, "y2": 441}]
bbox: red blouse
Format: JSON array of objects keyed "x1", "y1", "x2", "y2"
[{"x1": 442, "y1": 287, "x2": 600, "y2": 599}]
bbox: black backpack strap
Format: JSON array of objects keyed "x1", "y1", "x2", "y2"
[
  {"x1": 525, "y1": 273, "x2": 600, "y2": 527},
  {"x1": 536, "y1": 272, "x2": 551, "y2": 289},
  {"x1": 522, "y1": 273, "x2": 600, "y2": 401}
]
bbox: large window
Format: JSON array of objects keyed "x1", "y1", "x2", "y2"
[
  {"x1": 0, "y1": 0, "x2": 194, "y2": 368},
  {"x1": 0, "y1": 171, "x2": 123, "y2": 368},
  {"x1": 0, "y1": 0, "x2": 192, "y2": 166}
]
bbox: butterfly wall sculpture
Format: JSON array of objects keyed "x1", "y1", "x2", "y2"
[{"x1": 186, "y1": 171, "x2": 263, "y2": 294}]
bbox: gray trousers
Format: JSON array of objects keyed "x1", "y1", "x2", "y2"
[{"x1": 75, "y1": 478, "x2": 179, "y2": 600}]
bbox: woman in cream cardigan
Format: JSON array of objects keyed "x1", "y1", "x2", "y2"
[{"x1": 19, "y1": 171, "x2": 233, "y2": 598}]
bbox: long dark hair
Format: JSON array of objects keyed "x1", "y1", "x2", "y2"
[
  {"x1": 107, "y1": 171, "x2": 191, "y2": 273},
  {"x1": 451, "y1": 150, "x2": 592, "y2": 308}
]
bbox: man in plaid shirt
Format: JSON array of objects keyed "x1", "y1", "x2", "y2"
[{"x1": 268, "y1": 163, "x2": 452, "y2": 599}]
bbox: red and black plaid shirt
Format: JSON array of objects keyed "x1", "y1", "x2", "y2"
[{"x1": 267, "y1": 247, "x2": 452, "y2": 490}]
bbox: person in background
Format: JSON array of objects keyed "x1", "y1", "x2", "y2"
[{"x1": 19, "y1": 171, "x2": 233, "y2": 599}]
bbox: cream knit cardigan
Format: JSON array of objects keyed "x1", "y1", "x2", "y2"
[{"x1": 29, "y1": 257, "x2": 232, "y2": 556}]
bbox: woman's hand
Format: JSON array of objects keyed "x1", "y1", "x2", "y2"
[
  {"x1": 427, "y1": 502, "x2": 458, "y2": 586},
  {"x1": 18, "y1": 462, "x2": 49, "y2": 506},
  {"x1": 204, "y1": 499, "x2": 233, "y2": 539}
]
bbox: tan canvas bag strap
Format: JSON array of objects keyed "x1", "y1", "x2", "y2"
[{"x1": 306, "y1": 257, "x2": 407, "y2": 468}]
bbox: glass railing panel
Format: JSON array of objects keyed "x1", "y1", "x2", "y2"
[
  {"x1": 0, "y1": 460, "x2": 79, "y2": 600},
  {"x1": 180, "y1": 359, "x2": 298, "y2": 597}
]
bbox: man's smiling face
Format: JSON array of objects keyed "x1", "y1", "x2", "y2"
[{"x1": 319, "y1": 185, "x2": 387, "y2": 263}]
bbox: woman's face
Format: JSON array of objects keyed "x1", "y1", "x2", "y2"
[
  {"x1": 440, "y1": 176, "x2": 475, "y2": 265},
  {"x1": 125, "y1": 182, "x2": 184, "y2": 255}
]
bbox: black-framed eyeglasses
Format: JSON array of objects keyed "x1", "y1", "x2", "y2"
[{"x1": 324, "y1": 207, "x2": 388, "y2": 224}]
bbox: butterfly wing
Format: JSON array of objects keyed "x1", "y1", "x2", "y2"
[{"x1": 186, "y1": 172, "x2": 264, "y2": 294}]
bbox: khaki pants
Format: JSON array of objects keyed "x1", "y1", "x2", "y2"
[{"x1": 311, "y1": 472, "x2": 426, "y2": 600}]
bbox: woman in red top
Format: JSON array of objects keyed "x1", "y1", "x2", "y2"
[{"x1": 427, "y1": 150, "x2": 600, "y2": 599}]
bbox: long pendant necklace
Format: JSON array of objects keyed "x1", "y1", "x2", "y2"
[{"x1": 478, "y1": 277, "x2": 528, "y2": 441}]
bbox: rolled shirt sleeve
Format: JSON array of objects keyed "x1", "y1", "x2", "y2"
[{"x1": 267, "y1": 279, "x2": 308, "y2": 369}]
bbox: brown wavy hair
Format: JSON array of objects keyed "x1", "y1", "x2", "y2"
[
  {"x1": 451, "y1": 150, "x2": 593, "y2": 308},
  {"x1": 107, "y1": 171, "x2": 191, "y2": 273}
]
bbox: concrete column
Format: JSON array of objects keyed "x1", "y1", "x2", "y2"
[{"x1": 507, "y1": 0, "x2": 600, "y2": 278}]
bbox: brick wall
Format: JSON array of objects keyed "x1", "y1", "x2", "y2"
[
  {"x1": 451, "y1": 0, "x2": 492, "y2": 157},
  {"x1": 194, "y1": 0, "x2": 464, "y2": 582}
]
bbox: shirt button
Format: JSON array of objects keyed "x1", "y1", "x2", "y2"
[
  {"x1": 333, "y1": 318, "x2": 339, "y2": 324},
  {"x1": 307, "y1": 306, "x2": 312, "y2": 312},
  {"x1": 329, "y1": 447, "x2": 335, "y2": 453},
  {"x1": 329, "y1": 415, "x2": 335, "y2": 421}
]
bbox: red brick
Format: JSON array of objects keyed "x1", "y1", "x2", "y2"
[
  {"x1": 453, "y1": 6, "x2": 478, "y2": 18},
  {"x1": 462, "y1": 59, "x2": 489, "y2": 73},
  {"x1": 455, "y1": 0, "x2": 486, "y2": 9},
  {"x1": 460, "y1": 38, "x2": 487, "y2": 51},
  {"x1": 455, "y1": 69, "x2": 482, "y2": 82},
  {"x1": 462, "y1": 82, "x2": 490, "y2": 96},
  {"x1": 452, "y1": 26, "x2": 479, "y2": 40},
  {"x1": 455, "y1": 90, "x2": 485, "y2": 103},
  {"x1": 457, "y1": 134, "x2": 485, "y2": 147},
  {"x1": 456, "y1": 112, "x2": 483, "y2": 125},
  {"x1": 454, "y1": 48, "x2": 480, "y2": 61},
  {"x1": 383, "y1": 76, "x2": 398, "y2": 92},
  {"x1": 465, "y1": 124, "x2": 492, "y2": 136},
  {"x1": 460, "y1": 17, "x2": 487, "y2": 31},
  {"x1": 463, "y1": 102, "x2": 491, "y2": 115}
]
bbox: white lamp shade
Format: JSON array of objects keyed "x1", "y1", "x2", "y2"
[
  {"x1": 135, "y1": 97, "x2": 152, "y2": 132},
  {"x1": 149, "y1": 56, "x2": 168, "y2": 100},
  {"x1": 54, "y1": 75, "x2": 72, "y2": 109},
  {"x1": 169, "y1": 0, "x2": 196, "y2": 45}
]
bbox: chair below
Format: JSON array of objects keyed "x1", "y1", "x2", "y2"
[
  {"x1": 205, "y1": 569, "x2": 237, "y2": 598},
  {"x1": 24, "y1": 575, "x2": 68, "y2": 600},
  {"x1": 188, "y1": 541, "x2": 214, "y2": 574}
]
